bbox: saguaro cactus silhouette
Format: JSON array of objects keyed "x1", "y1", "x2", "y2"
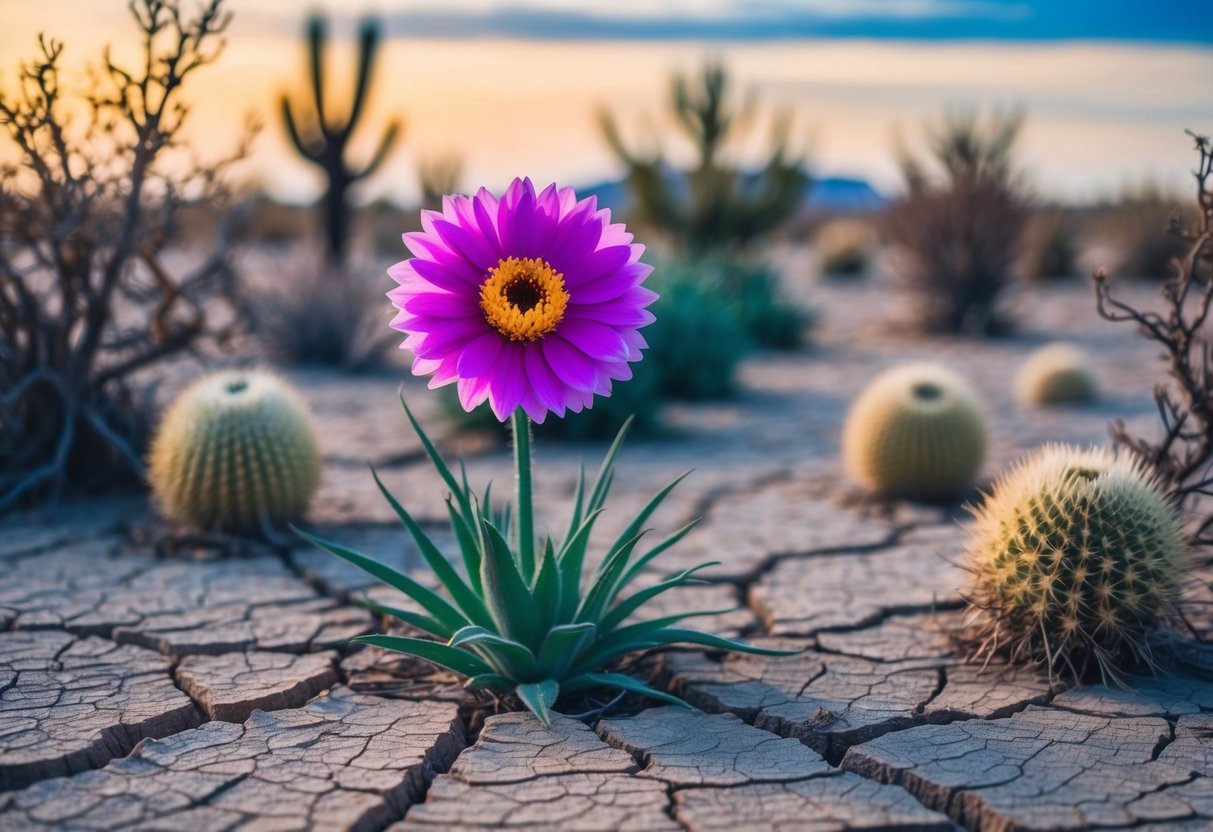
[
  {"x1": 600, "y1": 62, "x2": 808, "y2": 254},
  {"x1": 280, "y1": 14, "x2": 402, "y2": 263}
]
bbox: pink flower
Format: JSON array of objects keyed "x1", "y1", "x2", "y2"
[{"x1": 388, "y1": 178, "x2": 656, "y2": 422}]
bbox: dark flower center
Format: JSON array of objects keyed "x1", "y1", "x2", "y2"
[
  {"x1": 480, "y1": 256, "x2": 569, "y2": 342},
  {"x1": 505, "y1": 278, "x2": 543, "y2": 312}
]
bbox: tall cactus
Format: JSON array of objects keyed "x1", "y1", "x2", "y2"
[
  {"x1": 600, "y1": 62, "x2": 808, "y2": 254},
  {"x1": 280, "y1": 14, "x2": 402, "y2": 263}
]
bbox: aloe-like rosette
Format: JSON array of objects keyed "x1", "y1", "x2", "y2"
[
  {"x1": 299, "y1": 403, "x2": 791, "y2": 726},
  {"x1": 961, "y1": 444, "x2": 1186, "y2": 684}
]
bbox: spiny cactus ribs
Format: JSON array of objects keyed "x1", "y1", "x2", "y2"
[
  {"x1": 960, "y1": 444, "x2": 1187, "y2": 684},
  {"x1": 842, "y1": 363, "x2": 987, "y2": 501},
  {"x1": 148, "y1": 370, "x2": 321, "y2": 533},
  {"x1": 1016, "y1": 342, "x2": 1097, "y2": 406}
]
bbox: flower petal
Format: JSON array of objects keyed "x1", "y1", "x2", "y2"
[
  {"x1": 457, "y1": 332, "x2": 504, "y2": 378},
  {"x1": 557, "y1": 318, "x2": 628, "y2": 361},
  {"x1": 541, "y1": 335, "x2": 599, "y2": 392}
]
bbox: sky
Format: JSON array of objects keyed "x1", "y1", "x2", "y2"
[{"x1": 3, "y1": 0, "x2": 1211, "y2": 205}]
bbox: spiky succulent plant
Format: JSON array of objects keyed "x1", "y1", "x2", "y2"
[
  {"x1": 842, "y1": 363, "x2": 987, "y2": 501},
  {"x1": 961, "y1": 444, "x2": 1187, "y2": 684},
  {"x1": 149, "y1": 369, "x2": 321, "y2": 533},
  {"x1": 1015, "y1": 343, "x2": 1097, "y2": 406},
  {"x1": 298, "y1": 403, "x2": 788, "y2": 726}
]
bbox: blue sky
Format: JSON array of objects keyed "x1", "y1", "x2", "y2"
[{"x1": 270, "y1": 1, "x2": 1213, "y2": 46}]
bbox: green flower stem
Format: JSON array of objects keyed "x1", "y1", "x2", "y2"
[{"x1": 512, "y1": 407, "x2": 536, "y2": 581}]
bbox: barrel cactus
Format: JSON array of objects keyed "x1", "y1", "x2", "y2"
[
  {"x1": 961, "y1": 444, "x2": 1186, "y2": 683},
  {"x1": 1016, "y1": 343, "x2": 1097, "y2": 406},
  {"x1": 149, "y1": 370, "x2": 321, "y2": 533},
  {"x1": 842, "y1": 363, "x2": 986, "y2": 501}
]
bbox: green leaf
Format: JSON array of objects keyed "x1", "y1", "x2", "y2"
[
  {"x1": 577, "y1": 529, "x2": 648, "y2": 624},
  {"x1": 532, "y1": 539, "x2": 562, "y2": 629},
  {"x1": 480, "y1": 520, "x2": 541, "y2": 646},
  {"x1": 446, "y1": 497, "x2": 484, "y2": 595},
  {"x1": 356, "y1": 594, "x2": 447, "y2": 638},
  {"x1": 587, "y1": 416, "x2": 633, "y2": 514},
  {"x1": 599, "y1": 562, "x2": 720, "y2": 633},
  {"x1": 400, "y1": 393, "x2": 472, "y2": 517},
  {"x1": 353, "y1": 634, "x2": 491, "y2": 677},
  {"x1": 572, "y1": 610, "x2": 736, "y2": 672},
  {"x1": 537, "y1": 622, "x2": 596, "y2": 678},
  {"x1": 554, "y1": 507, "x2": 605, "y2": 623},
  {"x1": 562, "y1": 672, "x2": 690, "y2": 708},
  {"x1": 466, "y1": 673, "x2": 513, "y2": 693},
  {"x1": 294, "y1": 527, "x2": 466, "y2": 637},
  {"x1": 448, "y1": 625, "x2": 536, "y2": 677},
  {"x1": 618, "y1": 520, "x2": 702, "y2": 590},
  {"x1": 639, "y1": 628, "x2": 802, "y2": 657},
  {"x1": 561, "y1": 463, "x2": 587, "y2": 551},
  {"x1": 515, "y1": 679, "x2": 560, "y2": 728},
  {"x1": 599, "y1": 472, "x2": 691, "y2": 579},
  {"x1": 370, "y1": 466, "x2": 492, "y2": 629}
]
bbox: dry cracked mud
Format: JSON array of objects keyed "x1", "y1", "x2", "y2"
[{"x1": 1, "y1": 281, "x2": 1210, "y2": 829}]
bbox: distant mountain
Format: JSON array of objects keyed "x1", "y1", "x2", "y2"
[
  {"x1": 805, "y1": 176, "x2": 887, "y2": 214},
  {"x1": 579, "y1": 171, "x2": 886, "y2": 217}
]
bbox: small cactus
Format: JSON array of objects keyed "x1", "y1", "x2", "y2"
[
  {"x1": 1015, "y1": 343, "x2": 1097, "y2": 406},
  {"x1": 149, "y1": 370, "x2": 321, "y2": 533},
  {"x1": 960, "y1": 444, "x2": 1186, "y2": 683},
  {"x1": 842, "y1": 363, "x2": 986, "y2": 501}
]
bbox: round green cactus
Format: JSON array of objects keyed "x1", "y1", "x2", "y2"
[
  {"x1": 842, "y1": 363, "x2": 986, "y2": 501},
  {"x1": 961, "y1": 444, "x2": 1186, "y2": 683},
  {"x1": 1016, "y1": 343, "x2": 1097, "y2": 406},
  {"x1": 149, "y1": 369, "x2": 321, "y2": 532}
]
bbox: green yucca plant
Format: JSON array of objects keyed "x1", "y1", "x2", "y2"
[{"x1": 298, "y1": 400, "x2": 787, "y2": 726}]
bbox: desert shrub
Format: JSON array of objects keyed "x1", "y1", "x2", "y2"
[
  {"x1": 1022, "y1": 210, "x2": 1080, "y2": 280},
  {"x1": 0, "y1": 0, "x2": 248, "y2": 512},
  {"x1": 440, "y1": 259, "x2": 757, "y2": 441},
  {"x1": 662, "y1": 256, "x2": 811, "y2": 350},
  {"x1": 1111, "y1": 184, "x2": 1189, "y2": 280},
  {"x1": 1095, "y1": 131, "x2": 1213, "y2": 548},
  {"x1": 886, "y1": 111, "x2": 1030, "y2": 335},
  {"x1": 249, "y1": 251, "x2": 395, "y2": 371},
  {"x1": 633, "y1": 261, "x2": 756, "y2": 401},
  {"x1": 600, "y1": 62, "x2": 808, "y2": 255},
  {"x1": 815, "y1": 219, "x2": 878, "y2": 279}
]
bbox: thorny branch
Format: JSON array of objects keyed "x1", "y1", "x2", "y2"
[
  {"x1": 0, "y1": 0, "x2": 252, "y2": 512},
  {"x1": 1095, "y1": 131, "x2": 1213, "y2": 548}
]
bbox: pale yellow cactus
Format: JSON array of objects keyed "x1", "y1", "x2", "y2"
[
  {"x1": 843, "y1": 363, "x2": 987, "y2": 501},
  {"x1": 1016, "y1": 342, "x2": 1097, "y2": 406},
  {"x1": 962, "y1": 444, "x2": 1186, "y2": 682},
  {"x1": 149, "y1": 370, "x2": 320, "y2": 532}
]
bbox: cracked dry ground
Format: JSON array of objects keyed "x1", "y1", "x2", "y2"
[{"x1": 4, "y1": 280, "x2": 1213, "y2": 830}]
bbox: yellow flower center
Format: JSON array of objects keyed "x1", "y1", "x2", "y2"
[{"x1": 479, "y1": 256, "x2": 569, "y2": 342}]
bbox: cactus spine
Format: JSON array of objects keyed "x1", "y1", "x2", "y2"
[
  {"x1": 1015, "y1": 342, "x2": 1097, "y2": 406},
  {"x1": 280, "y1": 14, "x2": 402, "y2": 263},
  {"x1": 149, "y1": 370, "x2": 321, "y2": 533},
  {"x1": 961, "y1": 444, "x2": 1186, "y2": 683},
  {"x1": 842, "y1": 363, "x2": 986, "y2": 501}
]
